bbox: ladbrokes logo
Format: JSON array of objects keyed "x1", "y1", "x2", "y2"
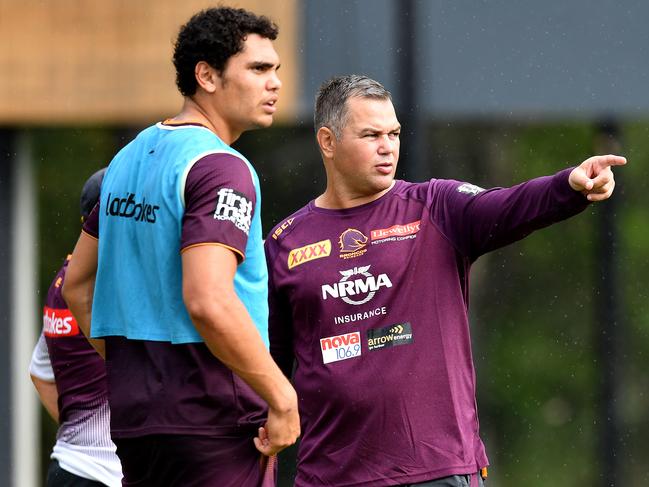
[
  {"x1": 321, "y1": 265, "x2": 392, "y2": 305},
  {"x1": 371, "y1": 220, "x2": 420, "y2": 244},
  {"x1": 339, "y1": 228, "x2": 368, "y2": 259},
  {"x1": 105, "y1": 193, "x2": 160, "y2": 223},
  {"x1": 43, "y1": 306, "x2": 79, "y2": 337},
  {"x1": 288, "y1": 239, "x2": 331, "y2": 269},
  {"x1": 367, "y1": 322, "x2": 413, "y2": 351},
  {"x1": 214, "y1": 188, "x2": 252, "y2": 235}
]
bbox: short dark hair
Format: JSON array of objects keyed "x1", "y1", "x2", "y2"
[
  {"x1": 314, "y1": 75, "x2": 392, "y2": 138},
  {"x1": 173, "y1": 7, "x2": 278, "y2": 97}
]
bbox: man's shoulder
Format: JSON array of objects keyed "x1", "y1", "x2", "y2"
[
  {"x1": 155, "y1": 123, "x2": 250, "y2": 164},
  {"x1": 398, "y1": 178, "x2": 487, "y2": 202},
  {"x1": 44, "y1": 259, "x2": 69, "y2": 309},
  {"x1": 391, "y1": 178, "x2": 434, "y2": 202},
  {"x1": 266, "y1": 204, "x2": 313, "y2": 246}
]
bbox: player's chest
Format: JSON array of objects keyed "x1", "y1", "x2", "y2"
[{"x1": 276, "y1": 203, "x2": 442, "y2": 296}]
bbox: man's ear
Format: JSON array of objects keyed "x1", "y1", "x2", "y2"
[
  {"x1": 316, "y1": 127, "x2": 336, "y2": 159},
  {"x1": 195, "y1": 61, "x2": 219, "y2": 94}
]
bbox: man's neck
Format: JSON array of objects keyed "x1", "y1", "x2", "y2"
[
  {"x1": 170, "y1": 97, "x2": 240, "y2": 145},
  {"x1": 315, "y1": 181, "x2": 395, "y2": 210}
]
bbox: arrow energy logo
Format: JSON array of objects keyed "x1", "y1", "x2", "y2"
[{"x1": 367, "y1": 322, "x2": 413, "y2": 351}]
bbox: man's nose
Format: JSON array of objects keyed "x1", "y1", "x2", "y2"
[
  {"x1": 378, "y1": 135, "x2": 396, "y2": 153},
  {"x1": 267, "y1": 71, "x2": 282, "y2": 91}
]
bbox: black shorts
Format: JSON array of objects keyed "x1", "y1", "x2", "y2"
[
  {"x1": 406, "y1": 471, "x2": 486, "y2": 487},
  {"x1": 114, "y1": 434, "x2": 276, "y2": 487},
  {"x1": 46, "y1": 459, "x2": 108, "y2": 487}
]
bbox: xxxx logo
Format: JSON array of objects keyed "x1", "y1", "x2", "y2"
[{"x1": 288, "y1": 239, "x2": 332, "y2": 269}]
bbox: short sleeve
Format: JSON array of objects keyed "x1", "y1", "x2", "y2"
[
  {"x1": 181, "y1": 153, "x2": 256, "y2": 261},
  {"x1": 29, "y1": 333, "x2": 55, "y2": 382}
]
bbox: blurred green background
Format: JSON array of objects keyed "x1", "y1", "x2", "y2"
[{"x1": 32, "y1": 120, "x2": 648, "y2": 486}]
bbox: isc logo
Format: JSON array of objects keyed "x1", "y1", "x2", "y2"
[{"x1": 43, "y1": 307, "x2": 79, "y2": 337}]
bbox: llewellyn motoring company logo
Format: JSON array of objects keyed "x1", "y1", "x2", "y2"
[
  {"x1": 321, "y1": 265, "x2": 392, "y2": 305},
  {"x1": 370, "y1": 220, "x2": 421, "y2": 245},
  {"x1": 214, "y1": 187, "x2": 253, "y2": 235},
  {"x1": 339, "y1": 228, "x2": 368, "y2": 259},
  {"x1": 105, "y1": 193, "x2": 160, "y2": 223}
]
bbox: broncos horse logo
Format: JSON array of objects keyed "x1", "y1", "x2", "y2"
[{"x1": 339, "y1": 228, "x2": 368, "y2": 255}]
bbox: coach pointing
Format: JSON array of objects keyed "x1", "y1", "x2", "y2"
[{"x1": 265, "y1": 74, "x2": 625, "y2": 487}]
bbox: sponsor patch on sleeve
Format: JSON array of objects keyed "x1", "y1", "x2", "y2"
[
  {"x1": 456, "y1": 183, "x2": 485, "y2": 196},
  {"x1": 213, "y1": 187, "x2": 253, "y2": 235},
  {"x1": 367, "y1": 322, "x2": 413, "y2": 351},
  {"x1": 43, "y1": 307, "x2": 79, "y2": 337},
  {"x1": 320, "y1": 331, "x2": 362, "y2": 364}
]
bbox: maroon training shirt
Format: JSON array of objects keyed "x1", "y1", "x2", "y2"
[{"x1": 265, "y1": 170, "x2": 589, "y2": 486}]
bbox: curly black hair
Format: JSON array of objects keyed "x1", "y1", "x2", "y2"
[{"x1": 173, "y1": 7, "x2": 278, "y2": 97}]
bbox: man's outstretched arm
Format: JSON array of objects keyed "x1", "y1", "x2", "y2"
[
  {"x1": 432, "y1": 154, "x2": 627, "y2": 259},
  {"x1": 182, "y1": 244, "x2": 300, "y2": 456}
]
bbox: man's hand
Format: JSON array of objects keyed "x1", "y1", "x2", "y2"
[
  {"x1": 254, "y1": 401, "x2": 300, "y2": 456},
  {"x1": 569, "y1": 154, "x2": 627, "y2": 201},
  {"x1": 183, "y1": 245, "x2": 301, "y2": 456}
]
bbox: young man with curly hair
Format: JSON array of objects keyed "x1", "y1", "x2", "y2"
[{"x1": 63, "y1": 7, "x2": 299, "y2": 486}]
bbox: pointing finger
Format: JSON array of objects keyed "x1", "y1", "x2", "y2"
[{"x1": 592, "y1": 154, "x2": 627, "y2": 168}]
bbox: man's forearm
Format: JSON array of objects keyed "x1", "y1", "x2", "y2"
[
  {"x1": 467, "y1": 168, "x2": 589, "y2": 257},
  {"x1": 188, "y1": 292, "x2": 297, "y2": 413},
  {"x1": 62, "y1": 279, "x2": 105, "y2": 358},
  {"x1": 30, "y1": 375, "x2": 59, "y2": 423},
  {"x1": 62, "y1": 234, "x2": 105, "y2": 358},
  {"x1": 182, "y1": 244, "x2": 300, "y2": 455}
]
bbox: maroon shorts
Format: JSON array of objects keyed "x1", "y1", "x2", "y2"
[{"x1": 114, "y1": 434, "x2": 276, "y2": 487}]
